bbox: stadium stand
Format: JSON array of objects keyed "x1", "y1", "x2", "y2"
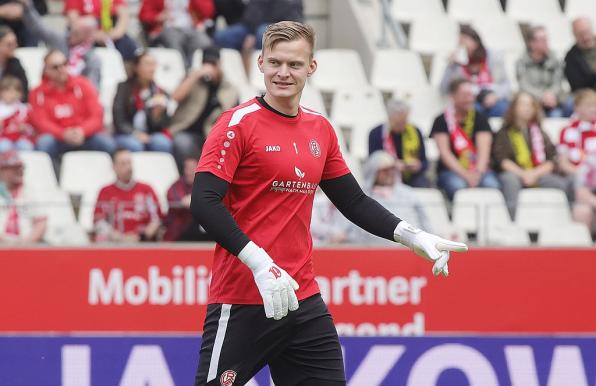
[{"x1": 1, "y1": 0, "x2": 593, "y2": 246}]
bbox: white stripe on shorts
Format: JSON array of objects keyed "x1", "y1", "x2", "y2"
[{"x1": 207, "y1": 304, "x2": 232, "y2": 382}]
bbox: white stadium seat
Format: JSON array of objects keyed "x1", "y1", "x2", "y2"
[
  {"x1": 78, "y1": 189, "x2": 99, "y2": 232},
  {"x1": 409, "y1": 15, "x2": 458, "y2": 56},
  {"x1": 371, "y1": 49, "x2": 428, "y2": 94},
  {"x1": 453, "y1": 188, "x2": 530, "y2": 245},
  {"x1": 448, "y1": 0, "x2": 503, "y2": 23},
  {"x1": 472, "y1": 17, "x2": 526, "y2": 56},
  {"x1": 300, "y1": 84, "x2": 327, "y2": 116},
  {"x1": 43, "y1": 189, "x2": 89, "y2": 246},
  {"x1": 310, "y1": 49, "x2": 368, "y2": 94},
  {"x1": 94, "y1": 48, "x2": 127, "y2": 128},
  {"x1": 331, "y1": 87, "x2": 387, "y2": 159},
  {"x1": 565, "y1": 0, "x2": 596, "y2": 26},
  {"x1": 506, "y1": 0, "x2": 562, "y2": 23},
  {"x1": 542, "y1": 117, "x2": 568, "y2": 143},
  {"x1": 14, "y1": 47, "x2": 47, "y2": 89},
  {"x1": 391, "y1": 0, "x2": 444, "y2": 23},
  {"x1": 19, "y1": 151, "x2": 58, "y2": 191},
  {"x1": 394, "y1": 86, "x2": 445, "y2": 136},
  {"x1": 147, "y1": 47, "x2": 186, "y2": 94},
  {"x1": 537, "y1": 223, "x2": 593, "y2": 246},
  {"x1": 515, "y1": 188, "x2": 573, "y2": 232},
  {"x1": 504, "y1": 51, "x2": 520, "y2": 92},
  {"x1": 413, "y1": 188, "x2": 466, "y2": 241},
  {"x1": 60, "y1": 151, "x2": 115, "y2": 198},
  {"x1": 249, "y1": 50, "x2": 265, "y2": 92},
  {"x1": 131, "y1": 152, "x2": 180, "y2": 212},
  {"x1": 541, "y1": 16, "x2": 575, "y2": 58},
  {"x1": 429, "y1": 53, "x2": 449, "y2": 89}
]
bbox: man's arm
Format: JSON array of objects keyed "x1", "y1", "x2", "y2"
[
  {"x1": 320, "y1": 173, "x2": 467, "y2": 276},
  {"x1": 191, "y1": 171, "x2": 299, "y2": 320}
]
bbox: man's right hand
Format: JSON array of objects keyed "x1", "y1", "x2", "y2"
[
  {"x1": 238, "y1": 242, "x2": 299, "y2": 320},
  {"x1": 63, "y1": 127, "x2": 85, "y2": 146}
]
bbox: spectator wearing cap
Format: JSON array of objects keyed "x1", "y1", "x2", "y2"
[
  {"x1": 565, "y1": 17, "x2": 596, "y2": 92},
  {"x1": 0, "y1": 76, "x2": 34, "y2": 151},
  {"x1": 63, "y1": 0, "x2": 139, "y2": 62},
  {"x1": 441, "y1": 25, "x2": 510, "y2": 117},
  {"x1": 368, "y1": 98, "x2": 430, "y2": 188},
  {"x1": 516, "y1": 25, "x2": 571, "y2": 118},
  {"x1": 93, "y1": 148, "x2": 162, "y2": 242},
  {"x1": 163, "y1": 155, "x2": 212, "y2": 241},
  {"x1": 0, "y1": 150, "x2": 47, "y2": 244},
  {"x1": 30, "y1": 50, "x2": 115, "y2": 161},
  {"x1": 21, "y1": 0, "x2": 102, "y2": 88},
  {"x1": 170, "y1": 45, "x2": 237, "y2": 168},
  {"x1": 113, "y1": 50, "x2": 172, "y2": 154},
  {"x1": 140, "y1": 0, "x2": 214, "y2": 68},
  {"x1": 431, "y1": 78, "x2": 500, "y2": 200}
]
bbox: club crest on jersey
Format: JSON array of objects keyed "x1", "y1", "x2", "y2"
[
  {"x1": 309, "y1": 139, "x2": 321, "y2": 158},
  {"x1": 265, "y1": 145, "x2": 281, "y2": 152},
  {"x1": 220, "y1": 370, "x2": 237, "y2": 386},
  {"x1": 295, "y1": 166, "x2": 305, "y2": 179}
]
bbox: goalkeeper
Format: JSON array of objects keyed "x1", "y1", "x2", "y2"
[{"x1": 191, "y1": 21, "x2": 467, "y2": 386}]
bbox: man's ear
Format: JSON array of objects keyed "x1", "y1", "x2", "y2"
[
  {"x1": 307, "y1": 58, "x2": 317, "y2": 77},
  {"x1": 257, "y1": 54, "x2": 264, "y2": 74}
]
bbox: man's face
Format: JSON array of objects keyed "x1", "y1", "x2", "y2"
[
  {"x1": 375, "y1": 166, "x2": 396, "y2": 187},
  {"x1": 0, "y1": 32, "x2": 17, "y2": 59},
  {"x1": 573, "y1": 18, "x2": 595, "y2": 50},
  {"x1": 113, "y1": 151, "x2": 133, "y2": 184},
  {"x1": 44, "y1": 52, "x2": 69, "y2": 84},
  {"x1": 0, "y1": 164, "x2": 23, "y2": 187},
  {"x1": 529, "y1": 29, "x2": 549, "y2": 56},
  {"x1": 258, "y1": 39, "x2": 317, "y2": 101},
  {"x1": 452, "y1": 83, "x2": 476, "y2": 112},
  {"x1": 575, "y1": 98, "x2": 596, "y2": 122},
  {"x1": 389, "y1": 110, "x2": 408, "y2": 132}
]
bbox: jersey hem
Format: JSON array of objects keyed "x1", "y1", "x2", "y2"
[{"x1": 208, "y1": 288, "x2": 321, "y2": 305}]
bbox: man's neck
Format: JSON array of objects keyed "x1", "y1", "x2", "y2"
[
  {"x1": 263, "y1": 93, "x2": 300, "y2": 116},
  {"x1": 454, "y1": 108, "x2": 468, "y2": 121}
]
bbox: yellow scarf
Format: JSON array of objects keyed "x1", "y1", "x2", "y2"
[
  {"x1": 458, "y1": 110, "x2": 476, "y2": 169},
  {"x1": 100, "y1": 0, "x2": 113, "y2": 32},
  {"x1": 508, "y1": 127, "x2": 533, "y2": 170},
  {"x1": 401, "y1": 123, "x2": 420, "y2": 163}
]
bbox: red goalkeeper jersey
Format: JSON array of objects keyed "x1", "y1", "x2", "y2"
[{"x1": 197, "y1": 98, "x2": 350, "y2": 304}]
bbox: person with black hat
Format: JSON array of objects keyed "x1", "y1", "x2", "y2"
[{"x1": 170, "y1": 45, "x2": 238, "y2": 169}]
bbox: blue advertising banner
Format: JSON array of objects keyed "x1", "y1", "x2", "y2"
[{"x1": 0, "y1": 336, "x2": 595, "y2": 386}]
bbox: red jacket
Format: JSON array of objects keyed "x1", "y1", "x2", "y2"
[
  {"x1": 28, "y1": 75, "x2": 103, "y2": 140},
  {"x1": 139, "y1": 0, "x2": 215, "y2": 35}
]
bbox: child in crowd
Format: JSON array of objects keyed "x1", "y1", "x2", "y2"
[{"x1": 0, "y1": 76, "x2": 34, "y2": 152}]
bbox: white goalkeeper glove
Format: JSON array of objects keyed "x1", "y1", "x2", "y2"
[
  {"x1": 393, "y1": 221, "x2": 468, "y2": 276},
  {"x1": 238, "y1": 241, "x2": 299, "y2": 320}
]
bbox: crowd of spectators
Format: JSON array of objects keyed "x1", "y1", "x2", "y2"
[{"x1": 0, "y1": 0, "x2": 593, "y2": 244}]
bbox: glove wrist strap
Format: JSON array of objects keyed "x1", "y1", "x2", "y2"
[
  {"x1": 238, "y1": 241, "x2": 273, "y2": 272},
  {"x1": 393, "y1": 220, "x2": 422, "y2": 249}
]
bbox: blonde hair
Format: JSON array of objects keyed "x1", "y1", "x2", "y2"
[
  {"x1": 262, "y1": 21, "x2": 315, "y2": 58},
  {"x1": 574, "y1": 88, "x2": 596, "y2": 107}
]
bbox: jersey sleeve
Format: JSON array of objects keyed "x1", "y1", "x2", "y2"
[
  {"x1": 196, "y1": 111, "x2": 247, "y2": 183},
  {"x1": 321, "y1": 120, "x2": 350, "y2": 181}
]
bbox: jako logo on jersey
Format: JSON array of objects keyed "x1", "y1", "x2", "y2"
[
  {"x1": 309, "y1": 139, "x2": 321, "y2": 158},
  {"x1": 220, "y1": 370, "x2": 237, "y2": 386},
  {"x1": 226, "y1": 130, "x2": 236, "y2": 139},
  {"x1": 269, "y1": 266, "x2": 282, "y2": 279},
  {"x1": 295, "y1": 166, "x2": 305, "y2": 179},
  {"x1": 265, "y1": 145, "x2": 281, "y2": 152}
]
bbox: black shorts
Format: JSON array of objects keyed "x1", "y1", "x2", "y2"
[{"x1": 195, "y1": 294, "x2": 346, "y2": 386}]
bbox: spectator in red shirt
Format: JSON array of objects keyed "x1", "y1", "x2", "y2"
[
  {"x1": 29, "y1": 49, "x2": 115, "y2": 161},
  {"x1": 139, "y1": 0, "x2": 214, "y2": 68},
  {"x1": 93, "y1": 147, "x2": 162, "y2": 242},
  {"x1": 163, "y1": 155, "x2": 211, "y2": 241},
  {"x1": 64, "y1": 0, "x2": 138, "y2": 61},
  {"x1": 0, "y1": 76, "x2": 33, "y2": 152}
]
